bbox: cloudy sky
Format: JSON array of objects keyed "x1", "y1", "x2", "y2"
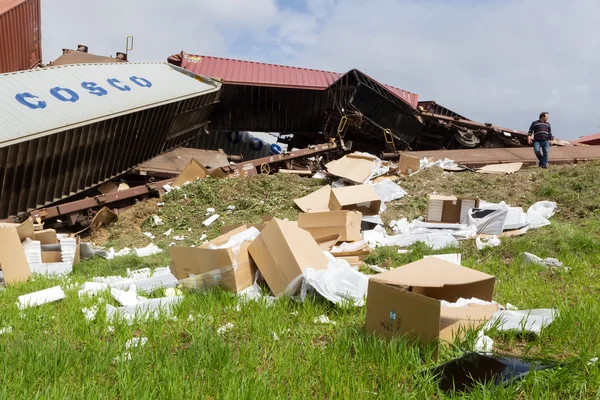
[{"x1": 41, "y1": 0, "x2": 599, "y2": 140}]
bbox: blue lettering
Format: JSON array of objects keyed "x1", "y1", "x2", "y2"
[
  {"x1": 249, "y1": 138, "x2": 263, "y2": 152},
  {"x1": 269, "y1": 143, "x2": 282, "y2": 155},
  {"x1": 228, "y1": 131, "x2": 242, "y2": 144},
  {"x1": 50, "y1": 87, "x2": 79, "y2": 103},
  {"x1": 15, "y1": 92, "x2": 47, "y2": 109},
  {"x1": 129, "y1": 76, "x2": 152, "y2": 88},
  {"x1": 81, "y1": 81, "x2": 108, "y2": 97},
  {"x1": 107, "y1": 78, "x2": 131, "y2": 92}
]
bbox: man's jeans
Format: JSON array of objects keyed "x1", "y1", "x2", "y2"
[{"x1": 533, "y1": 140, "x2": 550, "y2": 167}]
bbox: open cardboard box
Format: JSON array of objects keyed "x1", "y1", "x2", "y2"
[
  {"x1": 298, "y1": 210, "x2": 362, "y2": 242},
  {"x1": 170, "y1": 225, "x2": 257, "y2": 293},
  {"x1": 325, "y1": 152, "x2": 381, "y2": 184},
  {"x1": 399, "y1": 153, "x2": 421, "y2": 175},
  {"x1": 329, "y1": 185, "x2": 381, "y2": 216},
  {"x1": 426, "y1": 195, "x2": 480, "y2": 224},
  {"x1": 248, "y1": 218, "x2": 329, "y2": 296},
  {"x1": 365, "y1": 258, "x2": 497, "y2": 359}
]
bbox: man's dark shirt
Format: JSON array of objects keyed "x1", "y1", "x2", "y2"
[{"x1": 528, "y1": 120, "x2": 553, "y2": 141}]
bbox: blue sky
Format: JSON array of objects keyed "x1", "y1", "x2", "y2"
[{"x1": 41, "y1": 0, "x2": 600, "y2": 140}]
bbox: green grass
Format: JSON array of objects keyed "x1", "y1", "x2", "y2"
[{"x1": 2, "y1": 163, "x2": 600, "y2": 398}]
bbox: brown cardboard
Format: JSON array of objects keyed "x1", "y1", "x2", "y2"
[
  {"x1": 315, "y1": 235, "x2": 340, "y2": 251},
  {"x1": 373, "y1": 175, "x2": 400, "y2": 183},
  {"x1": 0, "y1": 227, "x2": 31, "y2": 285},
  {"x1": 426, "y1": 195, "x2": 480, "y2": 224},
  {"x1": 476, "y1": 162, "x2": 523, "y2": 175},
  {"x1": 42, "y1": 251, "x2": 63, "y2": 263},
  {"x1": 98, "y1": 181, "x2": 119, "y2": 194},
  {"x1": 90, "y1": 207, "x2": 117, "y2": 232},
  {"x1": 173, "y1": 158, "x2": 210, "y2": 187},
  {"x1": 399, "y1": 153, "x2": 421, "y2": 175},
  {"x1": 325, "y1": 153, "x2": 380, "y2": 183},
  {"x1": 329, "y1": 185, "x2": 381, "y2": 216},
  {"x1": 0, "y1": 219, "x2": 35, "y2": 242},
  {"x1": 365, "y1": 257, "x2": 496, "y2": 359},
  {"x1": 294, "y1": 185, "x2": 332, "y2": 213},
  {"x1": 298, "y1": 211, "x2": 362, "y2": 242},
  {"x1": 34, "y1": 229, "x2": 59, "y2": 245},
  {"x1": 220, "y1": 223, "x2": 265, "y2": 235},
  {"x1": 169, "y1": 225, "x2": 257, "y2": 293},
  {"x1": 248, "y1": 218, "x2": 329, "y2": 296}
]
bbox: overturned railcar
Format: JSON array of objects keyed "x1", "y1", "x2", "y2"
[{"x1": 0, "y1": 62, "x2": 221, "y2": 219}]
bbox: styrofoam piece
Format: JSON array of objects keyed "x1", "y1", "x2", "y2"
[
  {"x1": 474, "y1": 330, "x2": 494, "y2": 353},
  {"x1": 78, "y1": 282, "x2": 109, "y2": 297},
  {"x1": 152, "y1": 215, "x2": 163, "y2": 226},
  {"x1": 423, "y1": 253, "x2": 462, "y2": 265},
  {"x1": 217, "y1": 323, "x2": 234, "y2": 334},
  {"x1": 331, "y1": 240, "x2": 368, "y2": 253},
  {"x1": 202, "y1": 214, "x2": 220, "y2": 226},
  {"x1": 143, "y1": 232, "x2": 155, "y2": 239},
  {"x1": 105, "y1": 296, "x2": 183, "y2": 323},
  {"x1": 22, "y1": 239, "x2": 42, "y2": 264},
  {"x1": 523, "y1": 252, "x2": 566, "y2": 270},
  {"x1": 163, "y1": 228, "x2": 173, "y2": 236},
  {"x1": 133, "y1": 244, "x2": 162, "y2": 257},
  {"x1": 18, "y1": 286, "x2": 65, "y2": 309},
  {"x1": 367, "y1": 264, "x2": 387, "y2": 273},
  {"x1": 82, "y1": 306, "x2": 98, "y2": 321},
  {"x1": 125, "y1": 337, "x2": 148, "y2": 349},
  {"x1": 484, "y1": 309, "x2": 558, "y2": 334},
  {"x1": 111, "y1": 284, "x2": 140, "y2": 306},
  {"x1": 314, "y1": 315, "x2": 336, "y2": 324},
  {"x1": 206, "y1": 208, "x2": 215, "y2": 215},
  {"x1": 29, "y1": 262, "x2": 73, "y2": 276},
  {"x1": 0, "y1": 326, "x2": 13, "y2": 335},
  {"x1": 59, "y1": 238, "x2": 77, "y2": 265}
]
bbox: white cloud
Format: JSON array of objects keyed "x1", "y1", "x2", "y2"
[{"x1": 41, "y1": 0, "x2": 600, "y2": 138}]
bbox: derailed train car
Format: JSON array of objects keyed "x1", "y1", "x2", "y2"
[{"x1": 0, "y1": 62, "x2": 221, "y2": 219}]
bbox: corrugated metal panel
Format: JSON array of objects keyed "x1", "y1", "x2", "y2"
[
  {"x1": 0, "y1": 62, "x2": 220, "y2": 148},
  {"x1": 418, "y1": 100, "x2": 470, "y2": 120},
  {"x1": 572, "y1": 133, "x2": 600, "y2": 145},
  {"x1": 170, "y1": 52, "x2": 419, "y2": 108},
  {"x1": 0, "y1": 0, "x2": 41, "y2": 73}
]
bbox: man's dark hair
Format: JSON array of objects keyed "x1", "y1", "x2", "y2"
[{"x1": 539, "y1": 112, "x2": 548, "y2": 119}]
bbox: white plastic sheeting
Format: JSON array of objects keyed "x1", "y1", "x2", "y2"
[
  {"x1": 526, "y1": 201, "x2": 557, "y2": 229},
  {"x1": 523, "y1": 252, "x2": 567, "y2": 271},
  {"x1": 468, "y1": 203, "x2": 509, "y2": 235},
  {"x1": 369, "y1": 179, "x2": 407, "y2": 203},
  {"x1": 484, "y1": 309, "x2": 558, "y2": 334},
  {"x1": 363, "y1": 225, "x2": 459, "y2": 250},
  {"x1": 303, "y1": 253, "x2": 369, "y2": 306},
  {"x1": 474, "y1": 330, "x2": 494, "y2": 353}
]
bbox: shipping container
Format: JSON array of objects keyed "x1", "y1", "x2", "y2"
[{"x1": 0, "y1": 0, "x2": 42, "y2": 73}]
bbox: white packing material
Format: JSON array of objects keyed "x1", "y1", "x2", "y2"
[
  {"x1": 101, "y1": 247, "x2": 132, "y2": 259},
  {"x1": 0, "y1": 327, "x2": 13, "y2": 335},
  {"x1": 441, "y1": 297, "x2": 496, "y2": 308},
  {"x1": 369, "y1": 179, "x2": 407, "y2": 203},
  {"x1": 163, "y1": 228, "x2": 173, "y2": 236},
  {"x1": 474, "y1": 330, "x2": 494, "y2": 353},
  {"x1": 105, "y1": 296, "x2": 183, "y2": 323},
  {"x1": 18, "y1": 286, "x2": 65, "y2": 309},
  {"x1": 367, "y1": 264, "x2": 387, "y2": 273},
  {"x1": 94, "y1": 267, "x2": 176, "y2": 293},
  {"x1": 504, "y1": 207, "x2": 528, "y2": 230},
  {"x1": 303, "y1": 253, "x2": 369, "y2": 306},
  {"x1": 484, "y1": 309, "x2": 558, "y2": 334},
  {"x1": 143, "y1": 232, "x2": 156, "y2": 240},
  {"x1": 526, "y1": 201, "x2": 557, "y2": 229},
  {"x1": 362, "y1": 215, "x2": 384, "y2": 226},
  {"x1": 314, "y1": 315, "x2": 336, "y2": 324},
  {"x1": 206, "y1": 208, "x2": 216, "y2": 215},
  {"x1": 29, "y1": 262, "x2": 73, "y2": 276},
  {"x1": 22, "y1": 238, "x2": 42, "y2": 264},
  {"x1": 412, "y1": 221, "x2": 469, "y2": 230},
  {"x1": 82, "y1": 306, "x2": 98, "y2": 321},
  {"x1": 165, "y1": 287, "x2": 182, "y2": 297},
  {"x1": 202, "y1": 214, "x2": 220, "y2": 226},
  {"x1": 78, "y1": 282, "x2": 109, "y2": 297},
  {"x1": 133, "y1": 244, "x2": 163, "y2": 257},
  {"x1": 423, "y1": 253, "x2": 462, "y2": 265},
  {"x1": 172, "y1": 236, "x2": 185, "y2": 241},
  {"x1": 476, "y1": 235, "x2": 501, "y2": 250},
  {"x1": 207, "y1": 226, "x2": 260, "y2": 271},
  {"x1": 390, "y1": 218, "x2": 410, "y2": 234},
  {"x1": 111, "y1": 284, "x2": 141, "y2": 307},
  {"x1": 217, "y1": 323, "x2": 234, "y2": 334},
  {"x1": 125, "y1": 337, "x2": 148, "y2": 349},
  {"x1": 331, "y1": 240, "x2": 368, "y2": 253},
  {"x1": 152, "y1": 215, "x2": 164, "y2": 226},
  {"x1": 363, "y1": 225, "x2": 459, "y2": 250},
  {"x1": 523, "y1": 252, "x2": 568, "y2": 271},
  {"x1": 468, "y1": 202, "x2": 509, "y2": 235},
  {"x1": 312, "y1": 171, "x2": 327, "y2": 179}
]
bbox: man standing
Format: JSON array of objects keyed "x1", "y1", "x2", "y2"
[{"x1": 528, "y1": 112, "x2": 555, "y2": 168}]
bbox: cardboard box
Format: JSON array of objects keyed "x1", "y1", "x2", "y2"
[
  {"x1": 325, "y1": 153, "x2": 381, "y2": 184},
  {"x1": 169, "y1": 225, "x2": 257, "y2": 293},
  {"x1": 298, "y1": 210, "x2": 362, "y2": 242},
  {"x1": 248, "y1": 218, "x2": 329, "y2": 296},
  {"x1": 365, "y1": 258, "x2": 497, "y2": 359},
  {"x1": 34, "y1": 229, "x2": 59, "y2": 245},
  {"x1": 399, "y1": 153, "x2": 421, "y2": 175},
  {"x1": 0, "y1": 226, "x2": 31, "y2": 285},
  {"x1": 329, "y1": 185, "x2": 381, "y2": 216},
  {"x1": 294, "y1": 185, "x2": 332, "y2": 213},
  {"x1": 221, "y1": 223, "x2": 264, "y2": 235},
  {"x1": 0, "y1": 218, "x2": 35, "y2": 242},
  {"x1": 426, "y1": 195, "x2": 480, "y2": 224},
  {"x1": 315, "y1": 234, "x2": 340, "y2": 251}
]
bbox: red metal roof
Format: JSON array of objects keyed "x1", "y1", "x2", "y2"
[
  {"x1": 0, "y1": 0, "x2": 24, "y2": 15},
  {"x1": 572, "y1": 133, "x2": 600, "y2": 145},
  {"x1": 172, "y1": 52, "x2": 418, "y2": 108}
]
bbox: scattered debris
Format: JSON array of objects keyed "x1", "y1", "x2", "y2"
[
  {"x1": 523, "y1": 252, "x2": 568, "y2": 271},
  {"x1": 163, "y1": 228, "x2": 173, "y2": 236},
  {"x1": 476, "y1": 162, "x2": 523, "y2": 175},
  {"x1": 105, "y1": 296, "x2": 183, "y2": 324},
  {"x1": 0, "y1": 326, "x2": 13, "y2": 335},
  {"x1": 423, "y1": 253, "x2": 462, "y2": 265},
  {"x1": 82, "y1": 306, "x2": 98, "y2": 321},
  {"x1": 143, "y1": 232, "x2": 156, "y2": 240},
  {"x1": 152, "y1": 215, "x2": 164, "y2": 226},
  {"x1": 202, "y1": 214, "x2": 220, "y2": 226},
  {"x1": 314, "y1": 315, "x2": 336, "y2": 325},
  {"x1": 474, "y1": 330, "x2": 494, "y2": 353},
  {"x1": 476, "y1": 235, "x2": 501, "y2": 250},
  {"x1": 484, "y1": 309, "x2": 558, "y2": 334},
  {"x1": 125, "y1": 337, "x2": 148, "y2": 349},
  {"x1": 217, "y1": 323, "x2": 234, "y2": 334}
]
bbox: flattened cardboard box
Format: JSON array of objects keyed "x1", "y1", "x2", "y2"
[
  {"x1": 170, "y1": 225, "x2": 257, "y2": 293},
  {"x1": 0, "y1": 226, "x2": 31, "y2": 285},
  {"x1": 365, "y1": 257, "x2": 497, "y2": 360},
  {"x1": 294, "y1": 185, "x2": 332, "y2": 213},
  {"x1": 329, "y1": 185, "x2": 381, "y2": 216},
  {"x1": 248, "y1": 218, "x2": 329, "y2": 296},
  {"x1": 298, "y1": 211, "x2": 362, "y2": 242},
  {"x1": 325, "y1": 153, "x2": 380, "y2": 184}
]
